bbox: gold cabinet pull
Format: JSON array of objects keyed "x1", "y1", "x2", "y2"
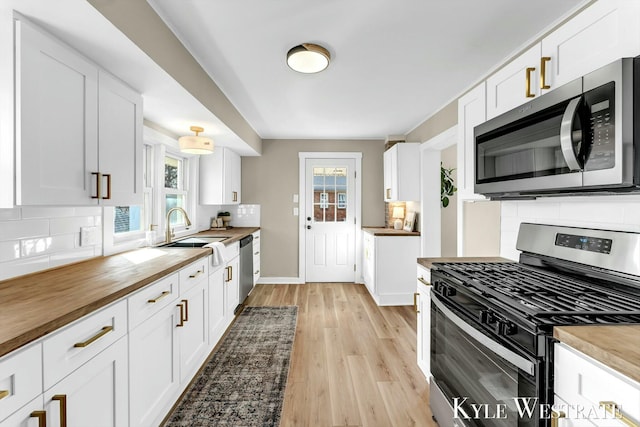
[
  {"x1": 30, "y1": 410, "x2": 47, "y2": 427},
  {"x1": 417, "y1": 277, "x2": 431, "y2": 287},
  {"x1": 0, "y1": 389, "x2": 9, "y2": 400},
  {"x1": 188, "y1": 269, "x2": 203, "y2": 279},
  {"x1": 52, "y1": 394, "x2": 67, "y2": 427},
  {"x1": 232, "y1": 191, "x2": 238, "y2": 202},
  {"x1": 177, "y1": 302, "x2": 185, "y2": 327},
  {"x1": 228, "y1": 266, "x2": 233, "y2": 281},
  {"x1": 413, "y1": 292, "x2": 420, "y2": 313},
  {"x1": 600, "y1": 401, "x2": 639, "y2": 427},
  {"x1": 74, "y1": 326, "x2": 113, "y2": 348},
  {"x1": 525, "y1": 67, "x2": 536, "y2": 98},
  {"x1": 540, "y1": 56, "x2": 551, "y2": 89},
  {"x1": 102, "y1": 173, "x2": 112, "y2": 200},
  {"x1": 182, "y1": 299, "x2": 189, "y2": 322},
  {"x1": 385, "y1": 188, "x2": 391, "y2": 199},
  {"x1": 91, "y1": 172, "x2": 101, "y2": 199},
  {"x1": 550, "y1": 410, "x2": 566, "y2": 427},
  {"x1": 148, "y1": 291, "x2": 170, "y2": 303}
]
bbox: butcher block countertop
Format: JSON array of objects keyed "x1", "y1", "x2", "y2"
[
  {"x1": 0, "y1": 247, "x2": 211, "y2": 358},
  {"x1": 554, "y1": 325, "x2": 640, "y2": 384},
  {"x1": 417, "y1": 256, "x2": 513, "y2": 269},
  {"x1": 362, "y1": 226, "x2": 420, "y2": 236},
  {"x1": 191, "y1": 226, "x2": 260, "y2": 245}
]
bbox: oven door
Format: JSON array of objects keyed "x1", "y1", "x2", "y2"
[{"x1": 430, "y1": 293, "x2": 540, "y2": 427}]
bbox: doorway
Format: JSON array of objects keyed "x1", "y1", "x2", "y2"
[{"x1": 299, "y1": 153, "x2": 362, "y2": 283}]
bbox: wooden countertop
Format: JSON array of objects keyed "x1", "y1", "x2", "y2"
[
  {"x1": 554, "y1": 325, "x2": 640, "y2": 384},
  {"x1": 362, "y1": 226, "x2": 420, "y2": 236},
  {"x1": 417, "y1": 256, "x2": 513, "y2": 269},
  {"x1": 0, "y1": 247, "x2": 211, "y2": 358},
  {"x1": 191, "y1": 227, "x2": 260, "y2": 245}
]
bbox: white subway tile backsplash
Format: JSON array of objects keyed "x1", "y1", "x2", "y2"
[
  {"x1": 0, "y1": 219, "x2": 49, "y2": 242},
  {"x1": 74, "y1": 206, "x2": 102, "y2": 217},
  {"x1": 21, "y1": 235, "x2": 75, "y2": 258},
  {"x1": 0, "y1": 241, "x2": 20, "y2": 263},
  {"x1": 49, "y1": 248, "x2": 96, "y2": 268},
  {"x1": 49, "y1": 216, "x2": 95, "y2": 235},
  {"x1": 558, "y1": 201, "x2": 625, "y2": 224},
  {"x1": 500, "y1": 202, "x2": 518, "y2": 218},
  {"x1": 0, "y1": 255, "x2": 50, "y2": 281},
  {"x1": 21, "y1": 207, "x2": 76, "y2": 219},
  {"x1": 0, "y1": 208, "x2": 20, "y2": 221}
]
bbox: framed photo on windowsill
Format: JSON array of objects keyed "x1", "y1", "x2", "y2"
[{"x1": 403, "y1": 211, "x2": 416, "y2": 232}]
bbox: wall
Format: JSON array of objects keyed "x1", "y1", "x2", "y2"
[
  {"x1": 500, "y1": 196, "x2": 640, "y2": 260},
  {"x1": 406, "y1": 100, "x2": 457, "y2": 143},
  {"x1": 0, "y1": 207, "x2": 103, "y2": 281},
  {"x1": 440, "y1": 144, "x2": 457, "y2": 257},
  {"x1": 242, "y1": 139, "x2": 385, "y2": 279}
]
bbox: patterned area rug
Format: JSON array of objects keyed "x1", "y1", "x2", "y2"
[{"x1": 163, "y1": 306, "x2": 298, "y2": 427}]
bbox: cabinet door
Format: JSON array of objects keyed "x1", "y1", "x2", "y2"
[
  {"x1": 541, "y1": 0, "x2": 640, "y2": 94},
  {"x1": 362, "y1": 233, "x2": 375, "y2": 294},
  {"x1": 16, "y1": 19, "x2": 98, "y2": 205},
  {"x1": 416, "y1": 265, "x2": 431, "y2": 380},
  {"x1": 129, "y1": 303, "x2": 180, "y2": 427},
  {"x1": 224, "y1": 256, "x2": 240, "y2": 324},
  {"x1": 252, "y1": 231, "x2": 261, "y2": 286},
  {"x1": 43, "y1": 337, "x2": 128, "y2": 427},
  {"x1": 0, "y1": 395, "x2": 44, "y2": 427},
  {"x1": 225, "y1": 148, "x2": 241, "y2": 204},
  {"x1": 97, "y1": 72, "x2": 143, "y2": 206},
  {"x1": 178, "y1": 280, "x2": 208, "y2": 383},
  {"x1": 383, "y1": 149, "x2": 394, "y2": 201},
  {"x1": 199, "y1": 147, "x2": 225, "y2": 205},
  {"x1": 486, "y1": 44, "x2": 541, "y2": 119},
  {"x1": 208, "y1": 266, "x2": 226, "y2": 347},
  {"x1": 457, "y1": 83, "x2": 487, "y2": 200}
]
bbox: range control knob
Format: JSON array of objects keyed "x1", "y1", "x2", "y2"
[
  {"x1": 494, "y1": 320, "x2": 518, "y2": 336},
  {"x1": 445, "y1": 286, "x2": 456, "y2": 297},
  {"x1": 479, "y1": 310, "x2": 496, "y2": 324}
]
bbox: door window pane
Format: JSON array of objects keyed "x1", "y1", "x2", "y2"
[{"x1": 312, "y1": 166, "x2": 348, "y2": 223}]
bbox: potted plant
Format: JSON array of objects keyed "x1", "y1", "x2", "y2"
[{"x1": 441, "y1": 163, "x2": 457, "y2": 208}]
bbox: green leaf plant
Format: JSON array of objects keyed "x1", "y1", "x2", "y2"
[{"x1": 441, "y1": 163, "x2": 457, "y2": 208}]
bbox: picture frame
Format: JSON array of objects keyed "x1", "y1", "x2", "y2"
[{"x1": 403, "y1": 211, "x2": 416, "y2": 232}]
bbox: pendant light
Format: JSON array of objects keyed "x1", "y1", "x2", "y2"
[
  {"x1": 287, "y1": 43, "x2": 331, "y2": 74},
  {"x1": 178, "y1": 126, "x2": 214, "y2": 155}
]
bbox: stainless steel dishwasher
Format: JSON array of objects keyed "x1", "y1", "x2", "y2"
[{"x1": 238, "y1": 234, "x2": 254, "y2": 307}]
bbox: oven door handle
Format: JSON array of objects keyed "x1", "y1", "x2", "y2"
[{"x1": 432, "y1": 295, "x2": 536, "y2": 376}]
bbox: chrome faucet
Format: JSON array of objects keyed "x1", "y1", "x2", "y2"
[{"x1": 165, "y1": 207, "x2": 192, "y2": 243}]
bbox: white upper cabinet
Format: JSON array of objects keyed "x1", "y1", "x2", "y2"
[
  {"x1": 383, "y1": 143, "x2": 420, "y2": 202},
  {"x1": 16, "y1": 18, "x2": 98, "y2": 205},
  {"x1": 199, "y1": 147, "x2": 242, "y2": 205},
  {"x1": 14, "y1": 18, "x2": 142, "y2": 207},
  {"x1": 457, "y1": 83, "x2": 487, "y2": 200},
  {"x1": 540, "y1": 0, "x2": 640, "y2": 93},
  {"x1": 97, "y1": 71, "x2": 143, "y2": 206},
  {"x1": 487, "y1": 0, "x2": 640, "y2": 120},
  {"x1": 486, "y1": 44, "x2": 542, "y2": 120}
]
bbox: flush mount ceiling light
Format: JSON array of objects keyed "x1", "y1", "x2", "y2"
[
  {"x1": 286, "y1": 43, "x2": 331, "y2": 74},
  {"x1": 178, "y1": 126, "x2": 214, "y2": 155}
]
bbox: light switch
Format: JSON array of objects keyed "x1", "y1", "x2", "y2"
[
  {"x1": 293, "y1": 207, "x2": 299, "y2": 216},
  {"x1": 293, "y1": 194, "x2": 299, "y2": 203}
]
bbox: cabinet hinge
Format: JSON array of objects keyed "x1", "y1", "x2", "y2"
[
  {"x1": 354, "y1": 264, "x2": 356, "y2": 271},
  {"x1": 354, "y1": 217, "x2": 356, "y2": 224},
  {"x1": 354, "y1": 171, "x2": 357, "y2": 178}
]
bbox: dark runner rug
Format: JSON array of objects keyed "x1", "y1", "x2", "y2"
[{"x1": 163, "y1": 306, "x2": 298, "y2": 427}]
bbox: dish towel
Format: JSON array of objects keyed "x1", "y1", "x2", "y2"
[{"x1": 204, "y1": 242, "x2": 227, "y2": 266}]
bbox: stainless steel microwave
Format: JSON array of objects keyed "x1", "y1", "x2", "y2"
[{"x1": 474, "y1": 56, "x2": 639, "y2": 199}]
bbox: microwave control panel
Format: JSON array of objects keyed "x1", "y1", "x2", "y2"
[{"x1": 584, "y1": 81, "x2": 615, "y2": 171}]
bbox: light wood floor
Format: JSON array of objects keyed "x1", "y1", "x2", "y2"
[{"x1": 245, "y1": 283, "x2": 437, "y2": 427}]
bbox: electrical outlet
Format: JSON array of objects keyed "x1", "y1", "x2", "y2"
[{"x1": 80, "y1": 226, "x2": 99, "y2": 246}]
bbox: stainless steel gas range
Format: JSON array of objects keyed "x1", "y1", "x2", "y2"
[{"x1": 429, "y1": 223, "x2": 640, "y2": 427}]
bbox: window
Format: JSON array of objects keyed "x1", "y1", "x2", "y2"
[
  {"x1": 113, "y1": 145, "x2": 152, "y2": 235},
  {"x1": 164, "y1": 154, "x2": 189, "y2": 227}
]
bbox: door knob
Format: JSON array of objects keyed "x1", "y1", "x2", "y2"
[
  {"x1": 307, "y1": 217, "x2": 311, "y2": 221},
  {"x1": 307, "y1": 225, "x2": 312, "y2": 229}
]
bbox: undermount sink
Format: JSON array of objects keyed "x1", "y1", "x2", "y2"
[{"x1": 161, "y1": 236, "x2": 228, "y2": 247}]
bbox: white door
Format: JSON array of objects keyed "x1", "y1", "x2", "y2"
[{"x1": 305, "y1": 159, "x2": 356, "y2": 282}]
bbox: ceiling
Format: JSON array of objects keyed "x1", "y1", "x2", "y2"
[
  {"x1": 4, "y1": 0, "x2": 590, "y2": 152},
  {"x1": 147, "y1": 0, "x2": 589, "y2": 140}
]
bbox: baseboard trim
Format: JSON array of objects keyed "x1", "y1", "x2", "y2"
[{"x1": 256, "y1": 277, "x2": 305, "y2": 285}]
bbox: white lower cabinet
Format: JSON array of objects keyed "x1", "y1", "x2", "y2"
[
  {"x1": 416, "y1": 264, "x2": 431, "y2": 381},
  {"x1": 43, "y1": 336, "x2": 129, "y2": 427},
  {"x1": 0, "y1": 395, "x2": 44, "y2": 427},
  {"x1": 129, "y1": 301, "x2": 180, "y2": 427},
  {"x1": 252, "y1": 231, "x2": 261, "y2": 286},
  {"x1": 208, "y1": 263, "x2": 227, "y2": 347},
  {"x1": 554, "y1": 343, "x2": 640, "y2": 427},
  {"x1": 177, "y1": 278, "x2": 209, "y2": 383},
  {"x1": 224, "y1": 255, "x2": 240, "y2": 324},
  {"x1": 362, "y1": 231, "x2": 420, "y2": 305}
]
